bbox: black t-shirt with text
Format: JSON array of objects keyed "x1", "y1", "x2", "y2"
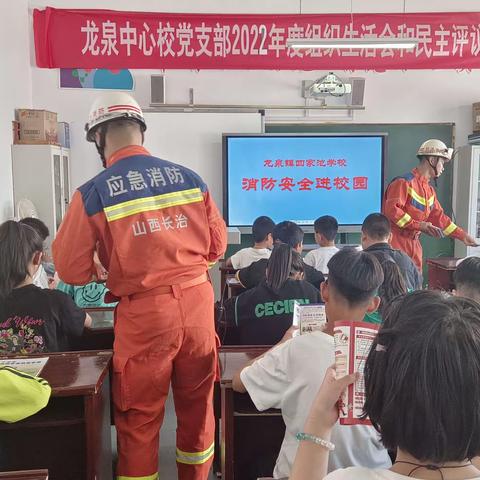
[
  {"x1": 237, "y1": 258, "x2": 325, "y2": 291},
  {"x1": 0, "y1": 285, "x2": 86, "y2": 354},
  {"x1": 225, "y1": 278, "x2": 322, "y2": 345}
]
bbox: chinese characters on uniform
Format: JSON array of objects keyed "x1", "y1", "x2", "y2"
[
  {"x1": 106, "y1": 165, "x2": 185, "y2": 196},
  {"x1": 132, "y1": 214, "x2": 189, "y2": 237},
  {"x1": 104, "y1": 166, "x2": 190, "y2": 238}
]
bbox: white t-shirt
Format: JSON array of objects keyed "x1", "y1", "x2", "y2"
[
  {"x1": 326, "y1": 467, "x2": 480, "y2": 480},
  {"x1": 240, "y1": 332, "x2": 391, "y2": 479},
  {"x1": 229, "y1": 247, "x2": 271, "y2": 270},
  {"x1": 303, "y1": 246, "x2": 339, "y2": 274},
  {"x1": 32, "y1": 264, "x2": 49, "y2": 289}
]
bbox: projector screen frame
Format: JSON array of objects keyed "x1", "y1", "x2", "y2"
[{"x1": 222, "y1": 132, "x2": 387, "y2": 233}]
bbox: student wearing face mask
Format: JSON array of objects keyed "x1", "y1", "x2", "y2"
[{"x1": 0, "y1": 220, "x2": 90, "y2": 354}]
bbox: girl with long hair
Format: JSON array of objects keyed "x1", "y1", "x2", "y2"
[{"x1": 0, "y1": 221, "x2": 90, "y2": 353}]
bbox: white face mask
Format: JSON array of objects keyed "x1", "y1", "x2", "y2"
[
  {"x1": 30, "y1": 251, "x2": 43, "y2": 278},
  {"x1": 428, "y1": 157, "x2": 445, "y2": 178}
]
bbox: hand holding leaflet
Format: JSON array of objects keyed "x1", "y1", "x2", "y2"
[
  {"x1": 333, "y1": 321, "x2": 379, "y2": 425},
  {"x1": 292, "y1": 302, "x2": 327, "y2": 335}
]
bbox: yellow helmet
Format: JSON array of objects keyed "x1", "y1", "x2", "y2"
[{"x1": 417, "y1": 139, "x2": 453, "y2": 162}]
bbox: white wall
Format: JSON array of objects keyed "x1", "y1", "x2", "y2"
[
  {"x1": 1, "y1": 0, "x2": 479, "y2": 208},
  {"x1": 26, "y1": 0, "x2": 480, "y2": 195},
  {"x1": 0, "y1": 0, "x2": 32, "y2": 221},
  {"x1": 31, "y1": 68, "x2": 480, "y2": 195}
]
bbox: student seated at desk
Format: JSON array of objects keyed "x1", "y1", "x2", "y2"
[
  {"x1": 291, "y1": 291, "x2": 480, "y2": 480},
  {"x1": 53, "y1": 249, "x2": 117, "y2": 308},
  {"x1": 0, "y1": 221, "x2": 91, "y2": 354},
  {"x1": 361, "y1": 213, "x2": 421, "y2": 291},
  {"x1": 303, "y1": 215, "x2": 339, "y2": 274},
  {"x1": 226, "y1": 216, "x2": 275, "y2": 269},
  {"x1": 0, "y1": 366, "x2": 51, "y2": 422},
  {"x1": 225, "y1": 244, "x2": 321, "y2": 345},
  {"x1": 237, "y1": 221, "x2": 325, "y2": 290},
  {"x1": 454, "y1": 256, "x2": 480, "y2": 303},
  {"x1": 18, "y1": 218, "x2": 51, "y2": 289},
  {"x1": 364, "y1": 252, "x2": 408, "y2": 325},
  {"x1": 55, "y1": 276, "x2": 117, "y2": 308},
  {"x1": 232, "y1": 248, "x2": 391, "y2": 478}
]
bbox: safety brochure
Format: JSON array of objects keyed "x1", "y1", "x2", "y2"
[
  {"x1": 293, "y1": 303, "x2": 327, "y2": 334},
  {"x1": 333, "y1": 321, "x2": 379, "y2": 425},
  {"x1": 0, "y1": 357, "x2": 49, "y2": 377}
]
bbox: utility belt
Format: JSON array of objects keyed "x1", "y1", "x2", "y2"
[{"x1": 105, "y1": 273, "x2": 209, "y2": 303}]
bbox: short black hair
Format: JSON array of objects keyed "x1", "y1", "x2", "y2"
[
  {"x1": 454, "y1": 257, "x2": 480, "y2": 297},
  {"x1": 364, "y1": 290, "x2": 480, "y2": 463},
  {"x1": 19, "y1": 217, "x2": 50, "y2": 241},
  {"x1": 362, "y1": 213, "x2": 391, "y2": 240},
  {"x1": 272, "y1": 221, "x2": 304, "y2": 249},
  {"x1": 314, "y1": 215, "x2": 338, "y2": 241},
  {"x1": 327, "y1": 248, "x2": 384, "y2": 306},
  {"x1": 252, "y1": 216, "x2": 275, "y2": 243}
]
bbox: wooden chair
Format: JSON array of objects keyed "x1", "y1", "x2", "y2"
[{"x1": 216, "y1": 346, "x2": 286, "y2": 480}]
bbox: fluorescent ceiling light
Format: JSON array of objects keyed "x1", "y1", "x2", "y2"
[{"x1": 287, "y1": 38, "x2": 419, "y2": 50}]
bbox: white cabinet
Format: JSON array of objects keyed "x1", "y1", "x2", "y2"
[
  {"x1": 453, "y1": 145, "x2": 480, "y2": 257},
  {"x1": 12, "y1": 145, "x2": 70, "y2": 246}
]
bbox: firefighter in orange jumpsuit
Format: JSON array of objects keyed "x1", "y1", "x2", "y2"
[
  {"x1": 52, "y1": 92, "x2": 227, "y2": 480},
  {"x1": 383, "y1": 139, "x2": 477, "y2": 272}
]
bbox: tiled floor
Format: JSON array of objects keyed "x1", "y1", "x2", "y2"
[{"x1": 112, "y1": 389, "x2": 218, "y2": 479}]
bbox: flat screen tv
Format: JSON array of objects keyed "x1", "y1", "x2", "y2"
[{"x1": 223, "y1": 133, "x2": 386, "y2": 230}]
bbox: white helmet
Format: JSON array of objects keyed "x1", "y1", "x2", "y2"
[
  {"x1": 85, "y1": 91, "x2": 146, "y2": 142},
  {"x1": 417, "y1": 139, "x2": 453, "y2": 162}
]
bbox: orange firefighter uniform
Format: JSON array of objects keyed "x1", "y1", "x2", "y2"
[
  {"x1": 53, "y1": 145, "x2": 227, "y2": 480},
  {"x1": 383, "y1": 167, "x2": 466, "y2": 271}
]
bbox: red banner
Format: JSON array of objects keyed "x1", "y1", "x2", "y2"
[{"x1": 34, "y1": 7, "x2": 480, "y2": 70}]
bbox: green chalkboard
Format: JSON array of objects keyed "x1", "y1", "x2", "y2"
[{"x1": 226, "y1": 123, "x2": 455, "y2": 277}]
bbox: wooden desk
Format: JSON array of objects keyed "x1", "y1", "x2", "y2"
[
  {"x1": 0, "y1": 470, "x2": 48, "y2": 480},
  {"x1": 0, "y1": 351, "x2": 113, "y2": 480},
  {"x1": 82, "y1": 308, "x2": 114, "y2": 350},
  {"x1": 426, "y1": 257, "x2": 459, "y2": 291},
  {"x1": 220, "y1": 262, "x2": 238, "y2": 300},
  {"x1": 226, "y1": 274, "x2": 246, "y2": 298},
  {"x1": 219, "y1": 346, "x2": 285, "y2": 480}
]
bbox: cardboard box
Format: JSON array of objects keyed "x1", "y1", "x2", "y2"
[
  {"x1": 473, "y1": 102, "x2": 480, "y2": 132},
  {"x1": 12, "y1": 121, "x2": 20, "y2": 144},
  {"x1": 57, "y1": 121, "x2": 70, "y2": 148},
  {"x1": 15, "y1": 109, "x2": 58, "y2": 144}
]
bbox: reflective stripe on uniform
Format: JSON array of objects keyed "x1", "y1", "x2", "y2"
[
  {"x1": 407, "y1": 187, "x2": 435, "y2": 208},
  {"x1": 396, "y1": 213, "x2": 412, "y2": 228},
  {"x1": 443, "y1": 222, "x2": 458, "y2": 236},
  {"x1": 176, "y1": 443, "x2": 215, "y2": 465},
  {"x1": 407, "y1": 187, "x2": 427, "y2": 206},
  {"x1": 117, "y1": 473, "x2": 158, "y2": 480},
  {"x1": 104, "y1": 188, "x2": 203, "y2": 222},
  {"x1": 410, "y1": 198, "x2": 425, "y2": 212}
]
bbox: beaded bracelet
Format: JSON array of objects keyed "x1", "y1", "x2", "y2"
[{"x1": 296, "y1": 432, "x2": 335, "y2": 451}]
